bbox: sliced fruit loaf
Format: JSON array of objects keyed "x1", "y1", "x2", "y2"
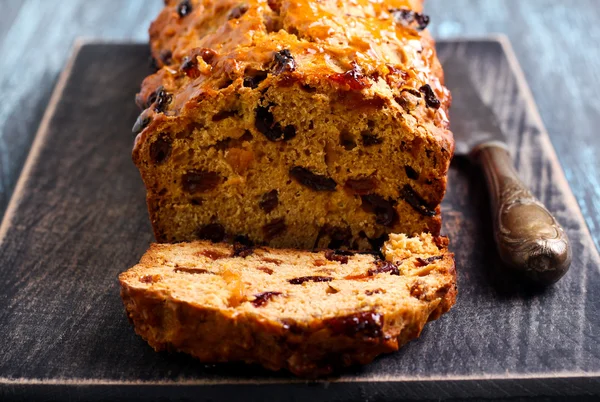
[{"x1": 119, "y1": 233, "x2": 456, "y2": 377}]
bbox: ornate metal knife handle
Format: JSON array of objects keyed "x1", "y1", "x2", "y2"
[{"x1": 473, "y1": 142, "x2": 571, "y2": 285}]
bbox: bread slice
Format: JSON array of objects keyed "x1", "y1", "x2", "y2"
[{"x1": 119, "y1": 233, "x2": 456, "y2": 377}]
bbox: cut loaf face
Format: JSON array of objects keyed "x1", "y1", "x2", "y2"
[
  {"x1": 119, "y1": 233, "x2": 456, "y2": 377},
  {"x1": 133, "y1": 0, "x2": 454, "y2": 249}
]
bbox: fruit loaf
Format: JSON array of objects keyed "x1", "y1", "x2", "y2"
[
  {"x1": 132, "y1": 0, "x2": 454, "y2": 249},
  {"x1": 119, "y1": 233, "x2": 456, "y2": 376}
]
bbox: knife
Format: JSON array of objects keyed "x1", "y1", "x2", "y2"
[{"x1": 446, "y1": 61, "x2": 571, "y2": 285}]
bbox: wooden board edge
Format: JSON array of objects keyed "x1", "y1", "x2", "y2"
[
  {"x1": 1, "y1": 370, "x2": 599, "y2": 386},
  {"x1": 2, "y1": 378, "x2": 599, "y2": 402},
  {"x1": 0, "y1": 40, "x2": 84, "y2": 245}
]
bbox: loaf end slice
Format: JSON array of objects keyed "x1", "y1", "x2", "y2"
[{"x1": 119, "y1": 233, "x2": 456, "y2": 377}]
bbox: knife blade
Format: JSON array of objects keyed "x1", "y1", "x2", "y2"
[
  {"x1": 444, "y1": 60, "x2": 507, "y2": 156},
  {"x1": 444, "y1": 59, "x2": 571, "y2": 285}
]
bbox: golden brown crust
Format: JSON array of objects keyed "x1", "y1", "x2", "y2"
[
  {"x1": 142, "y1": 0, "x2": 451, "y2": 132},
  {"x1": 119, "y1": 234, "x2": 456, "y2": 377}
]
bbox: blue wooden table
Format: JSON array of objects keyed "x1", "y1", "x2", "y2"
[{"x1": 1, "y1": 0, "x2": 598, "y2": 247}]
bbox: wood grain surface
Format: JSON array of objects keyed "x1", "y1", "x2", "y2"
[
  {"x1": 0, "y1": 40, "x2": 598, "y2": 401},
  {"x1": 0, "y1": 0, "x2": 598, "y2": 253}
]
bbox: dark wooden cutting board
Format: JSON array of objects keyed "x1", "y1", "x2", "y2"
[{"x1": 0, "y1": 38, "x2": 598, "y2": 401}]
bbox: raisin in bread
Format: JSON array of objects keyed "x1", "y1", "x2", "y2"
[
  {"x1": 119, "y1": 233, "x2": 456, "y2": 377},
  {"x1": 132, "y1": 0, "x2": 454, "y2": 250}
]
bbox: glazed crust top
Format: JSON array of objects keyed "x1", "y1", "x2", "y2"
[{"x1": 138, "y1": 0, "x2": 452, "y2": 148}]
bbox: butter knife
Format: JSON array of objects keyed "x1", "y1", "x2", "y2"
[{"x1": 446, "y1": 62, "x2": 571, "y2": 285}]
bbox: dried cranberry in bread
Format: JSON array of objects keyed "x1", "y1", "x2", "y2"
[
  {"x1": 119, "y1": 233, "x2": 456, "y2": 377},
  {"x1": 133, "y1": 0, "x2": 454, "y2": 249}
]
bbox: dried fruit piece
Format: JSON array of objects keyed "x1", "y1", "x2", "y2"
[
  {"x1": 228, "y1": 4, "x2": 249, "y2": 19},
  {"x1": 419, "y1": 84, "x2": 441, "y2": 109},
  {"x1": 324, "y1": 250, "x2": 354, "y2": 264},
  {"x1": 365, "y1": 289, "x2": 383, "y2": 296},
  {"x1": 272, "y1": 49, "x2": 296, "y2": 75},
  {"x1": 144, "y1": 86, "x2": 160, "y2": 109},
  {"x1": 139, "y1": 275, "x2": 160, "y2": 284},
  {"x1": 405, "y1": 165, "x2": 420, "y2": 180},
  {"x1": 259, "y1": 190, "x2": 279, "y2": 213},
  {"x1": 255, "y1": 105, "x2": 297, "y2": 141},
  {"x1": 132, "y1": 113, "x2": 151, "y2": 135},
  {"x1": 251, "y1": 291, "x2": 282, "y2": 307},
  {"x1": 361, "y1": 133, "x2": 383, "y2": 146},
  {"x1": 159, "y1": 50, "x2": 173, "y2": 65},
  {"x1": 410, "y1": 280, "x2": 427, "y2": 300},
  {"x1": 330, "y1": 62, "x2": 371, "y2": 90},
  {"x1": 180, "y1": 56, "x2": 201, "y2": 79},
  {"x1": 177, "y1": 0, "x2": 192, "y2": 17},
  {"x1": 182, "y1": 170, "x2": 222, "y2": 194},
  {"x1": 288, "y1": 276, "x2": 333, "y2": 285},
  {"x1": 326, "y1": 284, "x2": 340, "y2": 294},
  {"x1": 361, "y1": 194, "x2": 398, "y2": 227},
  {"x1": 262, "y1": 257, "x2": 282, "y2": 265},
  {"x1": 202, "y1": 48, "x2": 218, "y2": 64},
  {"x1": 344, "y1": 177, "x2": 378, "y2": 195},
  {"x1": 174, "y1": 267, "x2": 210, "y2": 274},
  {"x1": 368, "y1": 260, "x2": 400, "y2": 276},
  {"x1": 231, "y1": 242, "x2": 254, "y2": 258},
  {"x1": 344, "y1": 272, "x2": 369, "y2": 280},
  {"x1": 225, "y1": 148, "x2": 254, "y2": 174},
  {"x1": 390, "y1": 8, "x2": 430, "y2": 30},
  {"x1": 190, "y1": 198, "x2": 204, "y2": 206},
  {"x1": 243, "y1": 71, "x2": 268, "y2": 88},
  {"x1": 325, "y1": 312, "x2": 383, "y2": 338},
  {"x1": 340, "y1": 130, "x2": 357, "y2": 150},
  {"x1": 263, "y1": 218, "x2": 286, "y2": 240},
  {"x1": 290, "y1": 167, "x2": 337, "y2": 191},
  {"x1": 154, "y1": 87, "x2": 173, "y2": 113},
  {"x1": 267, "y1": 0, "x2": 281, "y2": 13},
  {"x1": 199, "y1": 250, "x2": 228, "y2": 260},
  {"x1": 346, "y1": 260, "x2": 399, "y2": 281},
  {"x1": 400, "y1": 184, "x2": 436, "y2": 216},
  {"x1": 257, "y1": 266, "x2": 274, "y2": 275},
  {"x1": 197, "y1": 223, "x2": 226, "y2": 242},
  {"x1": 414, "y1": 13, "x2": 430, "y2": 30},
  {"x1": 149, "y1": 135, "x2": 172, "y2": 165},
  {"x1": 415, "y1": 255, "x2": 444, "y2": 267}
]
